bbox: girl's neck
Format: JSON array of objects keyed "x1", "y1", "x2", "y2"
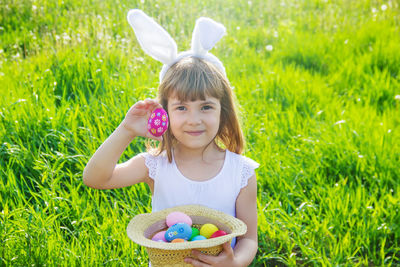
[{"x1": 173, "y1": 142, "x2": 223, "y2": 162}]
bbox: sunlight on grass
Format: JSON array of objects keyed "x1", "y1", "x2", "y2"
[{"x1": 1, "y1": 0, "x2": 399, "y2": 265}]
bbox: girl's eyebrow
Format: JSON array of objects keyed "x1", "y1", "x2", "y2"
[
  {"x1": 202, "y1": 100, "x2": 217, "y2": 105},
  {"x1": 171, "y1": 101, "x2": 185, "y2": 106},
  {"x1": 170, "y1": 100, "x2": 217, "y2": 106}
]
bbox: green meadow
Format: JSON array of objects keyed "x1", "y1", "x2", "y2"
[{"x1": 1, "y1": 0, "x2": 399, "y2": 265}]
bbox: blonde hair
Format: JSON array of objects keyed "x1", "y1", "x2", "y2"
[{"x1": 149, "y1": 57, "x2": 244, "y2": 162}]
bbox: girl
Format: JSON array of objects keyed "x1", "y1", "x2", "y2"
[{"x1": 83, "y1": 10, "x2": 259, "y2": 267}]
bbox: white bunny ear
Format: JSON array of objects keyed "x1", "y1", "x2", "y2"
[
  {"x1": 127, "y1": 9, "x2": 177, "y2": 65},
  {"x1": 191, "y1": 17, "x2": 226, "y2": 56}
]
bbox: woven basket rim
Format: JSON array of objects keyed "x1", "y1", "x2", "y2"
[{"x1": 126, "y1": 205, "x2": 247, "y2": 250}]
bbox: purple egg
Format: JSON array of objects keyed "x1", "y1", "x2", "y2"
[
  {"x1": 151, "y1": 230, "x2": 167, "y2": 242},
  {"x1": 148, "y1": 108, "x2": 168, "y2": 137}
]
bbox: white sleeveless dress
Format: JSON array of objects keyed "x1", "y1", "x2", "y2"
[
  {"x1": 141, "y1": 149, "x2": 259, "y2": 217},
  {"x1": 142, "y1": 150, "x2": 258, "y2": 266}
]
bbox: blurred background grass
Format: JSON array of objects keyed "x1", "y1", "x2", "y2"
[{"x1": 1, "y1": 0, "x2": 400, "y2": 265}]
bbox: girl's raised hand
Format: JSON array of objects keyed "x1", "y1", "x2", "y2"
[{"x1": 121, "y1": 99, "x2": 164, "y2": 141}]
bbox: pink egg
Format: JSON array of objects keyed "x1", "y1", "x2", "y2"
[
  {"x1": 166, "y1": 211, "x2": 192, "y2": 227},
  {"x1": 151, "y1": 230, "x2": 167, "y2": 242},
  {"x1": 148, "y1": 108, "x2": 168, "y2": 137}
]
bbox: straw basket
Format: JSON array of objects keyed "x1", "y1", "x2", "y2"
[{"x1": 126, "y1": 205, "x2": 247, "y2": 267}]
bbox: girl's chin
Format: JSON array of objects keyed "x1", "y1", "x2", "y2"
[{"x1": 175, "y1": 140, "x2": 214, "y2": 150}]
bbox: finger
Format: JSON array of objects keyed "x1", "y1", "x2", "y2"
[
  {"x1": 144, "y1": 98, "x2": 156, "y2": 104},
  {"x1": 144, "y1": 98, "x2": 163, "y2": 110},
  {"x1": 128, "y1": 100, "x2": 160, "y2": 117},
  {"x1": 144, "y1": 98, "x2": 159, "y2": 108},
  {"x1": 133, "y1": 100, "x2": 147, "y2": 109},
  {"x1": 184, "y1": 257, "x2": 210, "y2": 267},
  {"x1": 150, "y1": 102, "x2": 164, "y2": 112},
  {"x1": 222, "y1": 241, "x2": 234, "y2": 256},
  {"x1": 127, "y1": 106, "x2": 148, "y2": 117},
  {"x1": 191, "y1": 250, "x2": 216, "y2": 265}
]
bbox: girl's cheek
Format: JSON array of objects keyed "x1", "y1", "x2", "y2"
[{"x1": 168, "y1": 114, "x2": 180, "y2": 127}]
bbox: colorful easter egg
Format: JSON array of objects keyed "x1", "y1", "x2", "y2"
[
  {"x1": 148, "y1": 108, "x2": 168, "y2": 137},
  {"x1": 171, "y1": 238, "x2": 186, "y2": 243},
  {"x1": 151, "y1": 230, "x2": 167, "y2": 242},
  {"x1": 166, "y1": 211, "x2": 192, "y2": 227},
  {"x1": 165, "y1": 223, "x2": 192, "y2": 242},
  {"x1": 210, "y1": 230, "x2": 227, "y2": 238},
  {"x1": 191, "y1": 235, "x2": 207, "y2": 241},
  {"x1": 200, "y1": 223, "x2": 219, "y2": 239},
  {"x1": 189, "y1": 227, "x2": 200, "y2": 240}
]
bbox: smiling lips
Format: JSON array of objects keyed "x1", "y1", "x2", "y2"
[{"x1": 185, "y1": 131, "x2": 205, "y2": 136}]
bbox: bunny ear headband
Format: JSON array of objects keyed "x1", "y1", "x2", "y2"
[{"x1": 127, "y1": 9, "x2": 226, "y2": 82}]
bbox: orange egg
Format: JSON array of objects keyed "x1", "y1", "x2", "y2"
[{"x1": 171, "y1": 238, "x2": 186, "y2": 243}]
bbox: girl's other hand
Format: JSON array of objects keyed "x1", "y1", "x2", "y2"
[
  {"x1": 121, "y1": 99, "x2": 163, "y2": 141},
  {"x1": 184, "y1": 242, "x2": 239, "y2": 267}
]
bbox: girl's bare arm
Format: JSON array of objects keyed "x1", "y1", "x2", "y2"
[
  {"x1": 233, "y1": 175, "x2": 258, "y2": 266},
  {"x1": 83, "y1": 99, "x2": 161, "y2": 189},
  {"x1": 185, "y1": 175, "x2": 258, "y2": 266}
]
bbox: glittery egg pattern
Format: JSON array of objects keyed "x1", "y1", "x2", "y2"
[
  {"x1": 148, "y1": 108, "x2": 168, "y2": 137},
  {"x1": 165, "y1": 223, "x2": 192, "y2": 242}
]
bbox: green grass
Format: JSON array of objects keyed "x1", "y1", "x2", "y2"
[{"x1": 1, "y1": 0, "x2": 400, "y2": 265}]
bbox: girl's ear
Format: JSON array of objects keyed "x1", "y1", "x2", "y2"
[
  {"x1": 127, "y1": 9, "x2": 177, "y2": 65},
  {"x1": 191, "y1": 17, "x2": 226, "y2": 56}
]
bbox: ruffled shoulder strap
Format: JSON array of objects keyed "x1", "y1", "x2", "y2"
[
  {"x1": 240, "y1": 155, "x2": 259, "y2": 189},
  {"x1": 140, "y1": 152, "x2": 161, "y2": 179}
]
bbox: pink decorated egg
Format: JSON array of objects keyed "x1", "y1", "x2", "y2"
[
  {"x1": 148, "y1": 108, "x2": 168, "y2": 137},
  {"x1": 166, "y1": 211, "x2": 192, "y2": 227},
  {"x1": 151, "y1": 230, "x2": 167, "y2": 242}
]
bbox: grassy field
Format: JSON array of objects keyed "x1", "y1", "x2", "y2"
[{"x1": 1, "y1": 0, "x2": 400, "y2": 265}]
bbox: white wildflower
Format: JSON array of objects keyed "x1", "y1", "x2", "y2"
[{"x1": 265, "y1": 45, "x2": 273, "y2": 51}]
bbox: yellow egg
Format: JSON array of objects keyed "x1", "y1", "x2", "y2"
[{"x1": 200, "y1": 224, "x2": 219, "y2": 239}]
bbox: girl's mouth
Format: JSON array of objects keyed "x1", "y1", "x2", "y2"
[{"x1": 185, "y1": 131, "x2": 205, "y2": 136}]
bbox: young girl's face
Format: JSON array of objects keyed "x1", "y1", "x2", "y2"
[{"x1": 167, "y1": 95, "x2": 221, "y2": 151}]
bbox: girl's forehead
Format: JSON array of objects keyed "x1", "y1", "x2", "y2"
[{"x1": 167, "y1": 93, "x2": 220, "y2": 103}]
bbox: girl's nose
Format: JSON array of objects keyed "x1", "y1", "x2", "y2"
[{"x1": 187, "y1": 110, "x2": 202, "y2": 125}]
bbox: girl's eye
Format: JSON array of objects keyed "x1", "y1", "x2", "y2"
[
  {"x1": 177, "y1": 106, "x2": 186, "y2": 111},
  {"x1": 201, "y1": 105, "x2": 213, "y2": 110}
]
